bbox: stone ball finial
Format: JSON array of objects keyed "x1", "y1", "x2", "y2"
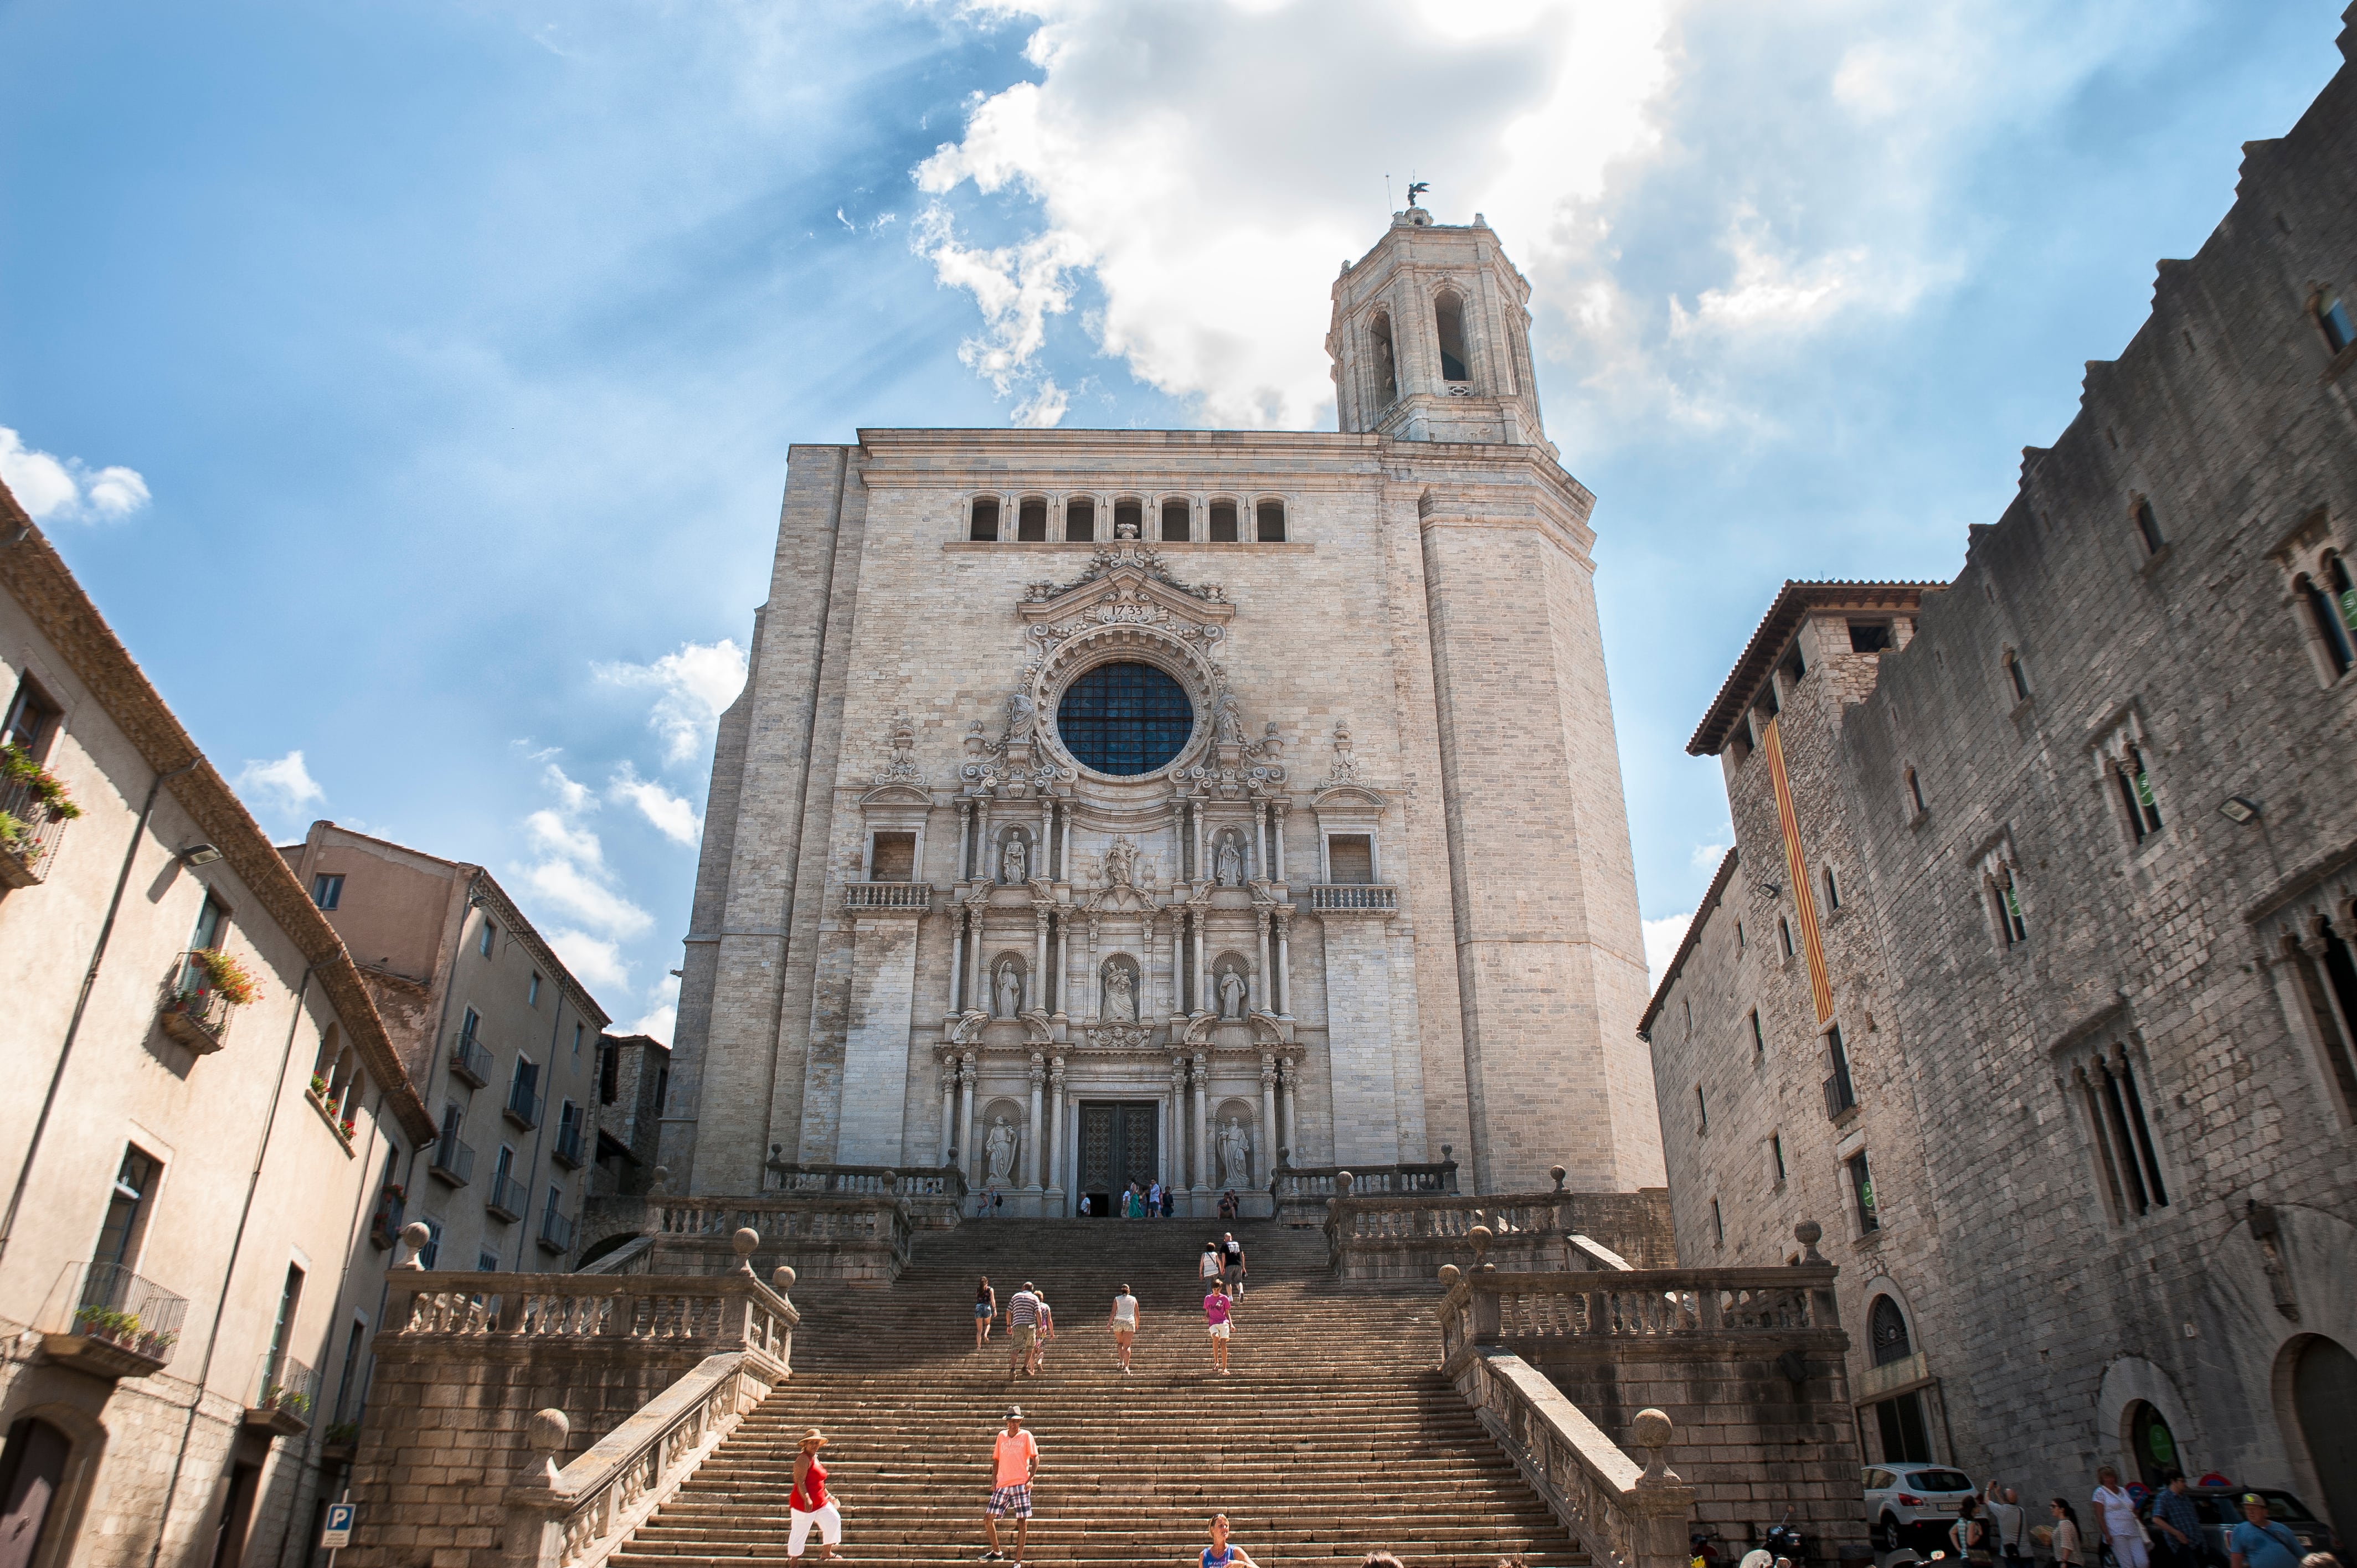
[
  {"x1": 528, "y1": 1409, "x2": 569, "y2": 1453},
  {"x1": 1437, "y1": 1263, "x2": 1461, "y2": 1286},
  {"x1": 1550, "y1": 1164, "x2": 1567, "y2": 1193},
  {"x1": 400, "y1": 1221, "x2": 431, "y2": 1267},
  {"x1": 1794, "y1": 1220, "x2": 1825, "y2": 1265},
  {"x1": 1632, "y1": 1407, "x2": 1679, "y2": 1486},
  {"x1": 773, "y1": 1265, "x2": 797, "y2": 1295},
  {"x1": 733, "y1": 1227, "x2": 761, "y2": 1270},
  {"x1": 1334, "y1": 1170, "x2": 1354, "y2": 1195},
  {"x1": 1469, "y1": 1224, "x2": 1492, "y2": 1262},
  {"x1": 651, "y1": 1165, "x2": 671, "y2": 1195}
]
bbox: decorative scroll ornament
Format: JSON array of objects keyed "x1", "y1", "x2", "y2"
[
  {"x1": 1083, "y1": 1022, "x2": 1157, "y2": 1050},
  {"x1": 874, "y1": 712, "x2": 922, "y2": 784},
  {"x1": 1170, "y1": 694, "x2": 1288, "y2": 799},
  {"x1": 1025, "y1": 542, "x2": 1228, "y2": 607},
  {"x1": 1325, "y1": 720, "x2": 1365, "y2": 787}
]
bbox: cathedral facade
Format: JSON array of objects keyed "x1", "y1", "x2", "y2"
[{"x1": 662, "y1": 209, "x2": 1665, "y2": 1213}]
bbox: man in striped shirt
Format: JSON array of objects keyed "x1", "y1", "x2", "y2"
[{"x1": 1006, "y1": 1282, "x2": 1042, "y2": 1377}]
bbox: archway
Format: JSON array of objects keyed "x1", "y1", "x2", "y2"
[
  {"x1": 2291, "y1": 1335, "x2": 2357, "y2": 1545},
  {"x1": 2126, "y1": 1400, "x2": 2182, "y2": 1490},
  {"x1": 0, "y1": 1418, "x2": 71, "y2": 1568}
]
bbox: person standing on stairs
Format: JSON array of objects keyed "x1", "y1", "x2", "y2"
[
  {"x1": 1201, "y1": 1514, "x2": 1260, "y2": 1568},
  {"x1": 1110, "y1": 1283, "x2": 1141, "y2": 1373},
  {"x1": 1205, "y1": 1280, "x2": 1234, "y2": 1375},
  {"x1": 982, "y1": 1406, "x2": 1038, "y2": 1565},
  {"x1": 1200, "y1": 1241, "x2": 1222, "y2": 1293},
  {"x1": 1033, "y1": 1290, "x2": 1056, "y2": 1371},
  {"x1": 975, "y1": 1277, "x2": 998, "y2": 1352},
  {"x1": 1007, "y1": 1282, "x2": 1043, "y2": 1377},
  {"x1": 787, "y1": 1429, "x2": 843, "y2": 1562},
  {"x1": 1221, "y1": 1232, "x2": 1246, "y2": 1297}
]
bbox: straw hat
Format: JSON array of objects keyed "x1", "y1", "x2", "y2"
[{"x1": 799, "y1": 1429, "x2": 829, "y2": 1450}]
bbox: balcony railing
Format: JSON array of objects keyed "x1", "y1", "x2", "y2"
[
  {"x1": 1306, "y1": 884, "x2": 1398, "y2": 914},
  {"x1": 1823, "y1": 1062, "x2": 1859, "y2": 1121},
  {"x1": 449, "y1": 1030, "x2": 493, "y2": 1087},
  {"x1": 551, "y1": 1121, "x2": 585, "y2": 1169},
  {"x1": 38, "y1": 1261, "x2": 188, "y2": 1379},
  {"x1": 504, "y1": 1081, "x2": 543, "y2": 1130},
  {"x1": 247, "y1": 1353, "x2": 317, "y2": 1436},
  {"x1": 429, "y1": 1134, "x2": 475, "y2": 1187},
  {"x1": 157, "y1": 951, "x2": 243, "y2": 1054},
  {"x1": 0, "y1": 774, "x2": 73, "y2": 888},
  {"x1": 538, "y1": 1207, "x2": 576, "y2": 1254},
  {"x1": 844, "y1": 881, "x2": 931, "y2": 912},
  {"x1": 369, "y1": 1185, "x2": 407, "y2": 1249},
  {"x1": 487, "y1": 1173, "x2": 528, "y2": 1223}
]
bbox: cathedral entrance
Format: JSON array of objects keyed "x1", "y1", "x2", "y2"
[{"x1": 1077, "y1": 1102, "x2": 1157, "y2": 1216}]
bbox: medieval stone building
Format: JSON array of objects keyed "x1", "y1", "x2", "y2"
[
  {"x1": 1643, "y1": 16, "x2": 2357, "y2": 1543},
  {"x1": 662, "y1": 208, "x2": 1666, "y2": 1213}
]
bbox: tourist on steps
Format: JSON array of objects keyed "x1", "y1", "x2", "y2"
[
  {"x1": 1221, "y1": 1232, "x2": 1246, "y2": 1297},
  {"x1": 787, "y1": 1428, "x2": 842, "y2": 1562},
  {"x1": 1110, "y1": 1283, "x2": 1141, "y2": 1372},
  {"x1": 1201, "y1": 1514, "x2": 1260, "y2": 1568},
  {"x1": 1033, "y1": 1291, "x2": 1056, "y2": 1371},
  {"x1": 975, "y1": 1277, "x2": 997, "y2": 1352},
  {"x1": 1205, "y1": 1280, "x2": 1234, "y2": 1374},
  {"x1": 1007, "y1": 1282, "x2": 1043, "y2": 1377},
  {"x1": 982, "y1": 1405, "x2": 1037, "y2": 1565},
  {"x1": 1148, "y1": 1179, "x2": 1164, "y2": 1216},
  {"x1": 1200, "y1": 1241, "x2": 1222, "y2": 1292}
]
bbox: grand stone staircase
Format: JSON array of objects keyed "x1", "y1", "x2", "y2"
[{"x1": 611, "y1": 1219, "x2": 1588, "y2": 1568}]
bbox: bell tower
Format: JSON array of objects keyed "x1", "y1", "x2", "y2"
[{"x1": 1327, "y1": 205, "x2": 1549, "y2": 447}]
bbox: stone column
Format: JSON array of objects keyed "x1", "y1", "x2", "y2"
[
  {"x1": 1032, "y1": 908, "x2": 1051, "y2": 1013},
  {"x1": 940, "y1": 1056, "x2": 958, "y2": 1165},
  {"x1": 1047, "y1": 1055, "x2": 1066, "y2": 1203},
  {"x1": 1259, "y1": 1054, "x2": 1280, "y2": 1185},
  {"x1": 1192, "y1": 909, "x2": 1207, "y2": 1014},
  {"x1": 1058, "y1": 801, "x2": 1072, "y2": 884},
  {"x1": 946, "y1": 904, "x2": 967, "y2": 1014},
  {"x1": 1054, "y1": 913, "x2": 1069, "y2": 1019},
  {"x1": 1279, "y1": 1056, "x2": 1298, "y2": 1164},
  {"x1": 956, "y1": 799, "x2": 974, "y2": 883},
  {"x1": 1025, "y1": 1054, "x2": 1045, "y2": 1192},
  {"x1": 1166, "y1": 1058, "x2": 1186, "y2": 1187},
  {"x1": 1273, "y1": 911, "x2": 1292, "y2": 1018},
  {"x1": 1039, "y1": 797, "x2": 1053, "y2": 876},
  {"x1": 967, "y1": 908, "x2": 984, "y2": 1014},
  {"x1": 1190, "y1": 800, "x2": 1205, "y2": 883},
  {"x1": 1191, "y1": 1052, "x2": 1211, "y2": 1193},
  {"x1": 1085, "y1": 917, "x2": 1102, "y2": 1020},
  {"x1": 1253, "y1": 801, "x2": 1269, "y2": 879},
  {"x1": 975, "y1": 797, "x2": 992, "y2": 880},
  {"x1": 958, "y1": 1054, "x2": 978, "y2": 1187},
  {"x1": 1252, "y1": 909, "x2": 1271, "y2": 1013},
  {"x1": 1270, "y1": 801, "x2": 1287, "y2": 882}
]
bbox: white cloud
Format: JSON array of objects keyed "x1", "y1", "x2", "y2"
[
  {"x1": 624, "y1": 972, "x2": 680, "y2": 1046},
  {"x1": 511, "y1": 769, "x2": 652, "y2": 948},
  {"x1": 522, "y1": 858, "x2": 652, "y2": 940},
  {"x1": 545, "y1": 927, "x2": 630, "y2": 996},
  {"x1": 234, "y1": 750, "x2": 325, "y2": 831},
  {"x1": 1643, "y1": 910, "x2": 1694, "y2": 994},
  {"x1": 594, "y1": 639, "x2": 748, "y2": 766},
  {"x1": 0, "y1": 426, "x2": 151, "y2": 524},
  {"x1": 1690, "y1": 840, "x2": 1730, "y2": 871},
  {"x1": 610, "y1": 763, "x2": 700, "y2": 847},
  {"x1": 542, "y1": 762, "x2": 594, "y2": 814},
  {"x1": 909, "y1": 204, "x2": 1091, "y2": 419},
  {"x1": 526, "y1": 806, "x2": 604, "y2": 868}
]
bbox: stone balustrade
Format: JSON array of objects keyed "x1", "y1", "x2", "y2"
[
  {"x1": 1437, "y1": 1265, "x2": 1836, "y2": 1362},
  {"x1": 841, "y1": 880, "x2": 930, "y2": 912},
  {"x1": 1324, "y1": 1170, "x2": 1675, "y2": 1279},
  {"x1": 577, "y1": 1183, "x2": 923, "y2": 1285},
  {"x1": 1270, "y1": 1158, "x2": 1455, "y2": 1224},
  {"x1": 763, "y1": 1156, "x2": 969, "y2": 1229}
]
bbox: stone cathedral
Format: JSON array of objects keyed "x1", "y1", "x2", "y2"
[{"x1": 662, "y1": 208, "x2": 1666, "y2": 1215}]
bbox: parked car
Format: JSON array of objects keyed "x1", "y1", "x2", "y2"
[
  {"x1": 1863, "y1": 1464, "x2": 1978, "y2": 1552},
  {"x1": 2175, "y1": 1486, "x2": 2340, "y2": 1565}
]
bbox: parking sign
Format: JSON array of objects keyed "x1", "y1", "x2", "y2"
[{"x1": 321, "y1": 1503, "x2": 356, "y2": 1549}]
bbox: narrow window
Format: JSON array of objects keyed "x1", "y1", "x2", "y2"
[
  {"x1": 2082, "y1": 1053, "x2": 2168, "y2": 1218},
  {"x1": 1064, "y1": 498, "x2": 1095, "y2": 542},
  {"x1": 2133, "y1": 499, "x2": 2165, "y2": 556},
  {"x1": 1, "y1": 675, "x2": 61, "y2": 757},
  {"x1": 1208, "y1": 501, "x2": 1239, "y2": 543},
  {"x1": 1736, "y1": 922, "x2": 1746, "y2": 951},
  {"x1": 1757, "y1": 682, "x2": 1780, "y2": 721},
  {"x1": 1825, "y1": 1024, "x2": 1857, "y2": 1116},
  {"x1": 1823, "y1": 865, "x2": 1841, "y2": 910},
  {"x1": 264, "y1": 1263, "x2": 305, "y2": 1389},
  {"x1": 461, "y1": 1006, "x2": 482, "y2": 1043},
  {"x1": 94, "y1": 1147, "x2": 161, "y2": 1270},
  {"x1": 528, "y1": 972, "x2": 541, "y2": 1008},
  {"x1": 653, "y1": 1061, "x2": 669, "y2": 1115},
  {"x1": 1255, "y1": 500, "x2": 1286, "y2": 542},
  {"x1": 477, "y1": 1249, "x2": 501, "y2": 1272},
  {"x1": 1993, "y1": 873, "x2": 2027, "y2": 946},
  {"x1": 969, "y1": 496, "x2": 1000, "y2": 543},
  {"x1": 1769, "y1": 1132, "x2": 1786, "y2": 1184},
  {"x1": 311, "y1": 873, "x2": 343, "y2": 910},
  {"x1": 2005, "y1": 649, "x2": 2031, "y2": 703},
  {"x1": 1160, "y1": 499, "x2": 1190, "y2": 541},
  {"x1": 329, "y1": 1316, "x2": 367, "y2": 1422},
  {"x1": 1846, "y1": 1151, "x2": 1880, "y2": 1233},
  {"x1": 1681, "y1": 998, "x2": 1692, "y2": 1030},
  {"x1": 1326, "y1": 834, "x2": 1375, "y2": 884},
  {"x1": 869, "y1": 831, "x2": 916, "y2": 881},
  {"x1": 2289, "y1": 920, "x2": 2357, "y2": 1117},
  {"x1": 2318, "y1": 291, "x2": 2355, "y2": 354},
  {"x1": 1368, "y1": 311, "x2": 1398, "y2": 407},
  {"x1": 1113, "y1": 498, "x2": 1143, "y2": 539},
  {"x1": 1778, "y1": 917, "x2": 1794, "y2": 959},
  {"x1": 1781, "y1": 643, "x2": 1807, "y2": 685},
  {"x1": 1434, "y1": 291, "x2": 1470, "y2": 382},
  {"x1": 1749, "y1": 1009, "x2": 1765, "y2": 1054},
  {"x1": 2116, "y1": 746, "x2": 2164, "y2": 843},
  {"x1": 2298, "y1": 572, "x2": 2356, "y2": 678},
  {"x1": 510, "y1": 1058, "x2": 541, "y2": 1126},
  {"x1": 1695, "y1": 1084, "x2": 1708, "y2": 1133},
  {"x1": 598, "y1": 1041, "x2": 619, "y2": 1106},
  {"x1": 1906, "y1": 767, "x2": 1926, "y2": 817},
  {"x1": 572, "y1": 1022, "x2": 584, "y2": 1059},
  {"x1": 1847, "y1": 622, "x2": 1892, "y2": 653},
  {"x1": 479, "y1": 920, "x2": 497, "y2": 958},
  {"x1": 189, "y1": 894, "x2": 229, "y2": 953},
  {"x1": 1711, "y1": 1198, "x2": 1725, "y2": 1246},
  {"x1": 1016, "y1": 497, "x2": 1048, "y2": 541}
]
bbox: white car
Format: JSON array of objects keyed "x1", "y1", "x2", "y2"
[{"x1": 1862, "y1": 1464, "x2": 1978, "y2": 1552}]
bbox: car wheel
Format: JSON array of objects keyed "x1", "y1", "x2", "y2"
[{"x1": 1876, "y1": 1517, "x2": 1901, "y2": 1554}]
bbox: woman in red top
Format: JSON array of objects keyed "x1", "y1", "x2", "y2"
[{"x1": 789, "y1": 1428, "x2": 843, "y2": 1561}]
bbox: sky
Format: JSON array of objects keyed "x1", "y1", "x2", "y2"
[{"x1": 2, "y1": 0, "x2": 2346, "y2": 1041}]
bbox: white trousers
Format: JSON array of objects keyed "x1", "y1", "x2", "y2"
[
  {"x1": 789, "y1": 1503, "x2": 842, "y2": 1557},
  {"x1": 2108, "y1": 1536, "x2": 2149, "y2": 1568}
]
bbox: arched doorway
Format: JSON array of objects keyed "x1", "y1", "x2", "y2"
[
  {"x1": 2127, "y1": 1401, "x2": 2181, "y2": 1490},
  {"x1": 0, "y1": 1417, "x2": 73, "y2": 1568},
  {"x1": 2292, "y1": 1337, "x2": 2357, "y2": 1546}
]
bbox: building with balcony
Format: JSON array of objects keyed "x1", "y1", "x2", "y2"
[
  {"x1": 280, "y1": 822, "x2": 611, "y2": 1276},
  {"x1": 1641, "y1": 35, "x2": 2357, "y2": 1544},
  {"x1": 0, "y1": 482, "x2": 440, "y2": 1567}
]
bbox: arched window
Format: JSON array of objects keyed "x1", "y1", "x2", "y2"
[
  {"x1": 1065, "y1": 497, "x2": 1095, "y2": 542},
  {"x1": 1160, "y1": 499, "x2": 1190, "y2": 541},
  {"x1": 1434, "y1": 291, "x2": 1471, "y2": 383},
  {"x1": 2301, "y1": 555, "x2": 2357, "y2": 678},
  {"x1": 1113, "y1": 498, "x2": 1144, "y2": 539},
  {"x1": 2318, "y1": 290, "x2": 2354, "y2": 354},
  {"x1": 1207, "y1": 500, "x2": 1239, "y2": 543},
  {"x1": 1869, "y1": 1296, "x2": 1912, "y2": 1366},
  {"x1": 1056, "y1": 662, "x2": 1193, "y2": 776},
  {"x1": 1016, "y1": 497, "x2": 1048, "y2": 541},
  {"x1": 2133, "y1": 498, "x2": 2165, "y2": 556},
  {"x1": 1369, "y1": 311, "x2": 1398, "y2": 407},
  {"x1": 1255, "y1": 500, "x2": 1286, "y2": 542},
  {"x1": 969, "y1": 497, "x2": 1000, "y2": 542}
]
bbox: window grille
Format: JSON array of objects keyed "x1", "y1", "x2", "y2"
[{"x1": 1056, "y1": 662, "x2": 1192, "y2": 777}]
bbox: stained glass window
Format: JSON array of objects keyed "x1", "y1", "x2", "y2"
[{"x1": 1057, "y1": 662, "x2": 1191, "y2": 776}]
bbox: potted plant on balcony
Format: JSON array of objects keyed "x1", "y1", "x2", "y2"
[
  {"x1": 309, "y1": 1071, "x2": 332, "y2": 1100},
  {"x1": 189, "y1": 948, "x2": 259, "y2": 1007},
  {"x1": 321, "y1": 1420, "x2": 360, "y2": 1466},
  {"x1": 162, "y1": 947, "x2": 258, "y2": 1051},
  {"x1": 0, "y1": 742, "x2": 80, "y2": 885}
]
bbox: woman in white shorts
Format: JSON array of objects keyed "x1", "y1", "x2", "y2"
[
  {"x1": 1110, "y1": 1284, "x2": 1141, "y2": 1373},
  {"x1": 788, "y1": 1428, "x2": 842, "y2": 1560}
]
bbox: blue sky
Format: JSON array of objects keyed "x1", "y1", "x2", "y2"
[{"x1": 3, "y1": 0, "x2": 2345, "y2": 1037}]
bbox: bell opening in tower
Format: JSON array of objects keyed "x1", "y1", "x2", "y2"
[{"x1": 1435, "y1": 291, "x2": 1470, "y2": 383}]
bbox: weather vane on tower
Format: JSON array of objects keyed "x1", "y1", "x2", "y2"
[{"x1": 1406, "y1": 180, "x2": 1430, "y2": 209}]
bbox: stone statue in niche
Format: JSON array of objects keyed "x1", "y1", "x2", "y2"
[
  {"x1": 1102, "y1": 960, "x2": 1136, "y2": 1022},
  {"x1": 1214, "y1": 833, "x2": 1245, "y2": 888},
  {"x1": 1000, "y1": 833, "x2": 1028, "y2": 884},
  {"x1": 985, "y1": 1116, "x2": 1018, "y2": 1186},
  {"x1": 1214, "y1": 691, "x2": 1244, "y2": 744},
  {"x1": 1218, "y1": 1117, "x2": 1252, "y2": 1187},
  {"x1": 1217, "y1": 964, "x2": 1247, "y2": 1019},
  {"x1": 1007, "y1": 690, "x2": 1037, "y2": 744},
  {"x1": 1102, "y1": 835, "x2": 1139, "y2": 889},
  {"x1": 995, "y1": 961, "x2": 1023, "y2": 1019}
]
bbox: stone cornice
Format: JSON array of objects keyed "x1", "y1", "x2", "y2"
[{"x1": 0, "y1": 483, "x2": 438, "y2": 1146}]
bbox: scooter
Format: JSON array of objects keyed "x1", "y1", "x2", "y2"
[{"x1": 1759, "y1": 1508, "x2": 1809, "y2": 1567}]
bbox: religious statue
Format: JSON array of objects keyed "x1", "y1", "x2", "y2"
[
  {"x1": 995, "y1": 960, "x2": 1022, "y2": 1019},
  {"x1": 1102, "y1": 960, "x2": 1136, "y2": 1022},
  {"x1": 1218, "y1": 1117, "x2": 1252, "y2": 1188},
  {"x1": 1102, "y1": 835, "x2": 1138, "y2": 888},
  {"x1": 1006, "y1": 690, "x2": 1037, "y2": 743},
  {"x1": 1217, "y1": 964, "x2": 1247, "y2": 1020},
  {"x1": 1214, "y1": 691, "x2": 1244, "y2": 744},
  {"x1": 985, "y1": 1116, "x2": 1018, "y2": 1185},
  {"x1": 1214, "y1": 833, "x2": 1244, "y2": 888},
  {"x1": 1000, "y1": 833, "x2": 1028, "y2": 884}
]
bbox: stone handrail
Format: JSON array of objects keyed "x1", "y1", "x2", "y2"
[
  {"x1": 1437, "y1": 1265, "x2": 1841, "y2": 1364},
  {"x1": 390, "y1": 1269, "x2": 796, "y2": 1358},
  {"x1": 1324, "y1": 1178, "x2": 1675, "y2": 1278},
  {"x1": 842, "y1": 881, "x2": 930, "y2": 911},
  {"x1": 575, "y1": 1235, "x2": 655, "y2": 1276},
  {"x1": 1273, "y1": 1161, "x2": 1458, "y2": 1203},
  {"x1": 1305, "y1": 883, "x2": 1398, "y2": 912},
  {"x1": 1454, "y1": 1344, "x2": 1695, "y2": 1568},
  {"x1": 760, "y1": 1159, "x2": 968, "y2": 1202}
]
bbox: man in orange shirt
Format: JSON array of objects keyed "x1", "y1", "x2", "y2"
[{"x1": 981, "y1": 1405, "x2": 1038, "y2": 1564}]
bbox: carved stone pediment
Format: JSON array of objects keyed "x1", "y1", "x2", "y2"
[{"x1": 1020, "y1": 544, "x2": 1234, "y2": 622}]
